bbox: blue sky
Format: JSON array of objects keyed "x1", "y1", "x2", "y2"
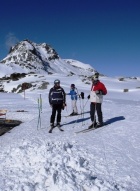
[{"x1": 0, "y1": 0, "x2": 140, "y2": 77}]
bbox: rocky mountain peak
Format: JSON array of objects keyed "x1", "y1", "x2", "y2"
[
  {"x1": 0, "y1": 39, "x2": 97, "y2": 93},
  {"x1": 0, "y1": 39, "x2": 60, "y2": 74},
  {"x1": 9, "y1": 39, "x2": 34, "y2": 53},
  {"x1": 0, "y1": 39, "x2": 96, "y2": 77}
]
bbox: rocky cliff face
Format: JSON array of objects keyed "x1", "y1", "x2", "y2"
[
  {"x1": 0, "y1": 39, "x2": 96, "y2": 76},
  {"x1": 0, "y1": 39, "x2": 60, "y2": 74},
  {"x1": 0, "y1": 39, "x2": 97, "y2": 93}
]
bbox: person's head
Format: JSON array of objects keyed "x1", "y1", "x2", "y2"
[
  {"x1": 54, "y1": 79, "x2": 60, "y2": 87},
  {"x1": 71, "y1": 84, "x2": 75, "y2": 89},
  {"x1": 92, "y1": 72, "x2": 99, "y2": 83}
]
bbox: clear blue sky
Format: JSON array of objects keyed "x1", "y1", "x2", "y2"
[{"x1": 0, "y1": 0, "x2": 140, "y2": 77}]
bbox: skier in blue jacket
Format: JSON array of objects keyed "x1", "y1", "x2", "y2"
[{"x1": 67, "y1": 84, "x2": 78, "y2": 116}]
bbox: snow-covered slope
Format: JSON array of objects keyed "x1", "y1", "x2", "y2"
[{"x1": 0, "y1": 74, "x2": 140, "y2": 191}]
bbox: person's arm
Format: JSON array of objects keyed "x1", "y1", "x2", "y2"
[
  {"x1": 101, "y1": 83, "x2": 107, "y2": 95},
  {"x1": 96, "y1": 83, "x2": 107, "y2": 95},
  {"x1": 62, "y1": 88, "x2": 66, "y2": 104},
  {"x1": 66, "y1": 92, "x2": 71, "y2": 95},
  {"x1": 75, "y1": 89, "x2": 78, "y2": 95}
]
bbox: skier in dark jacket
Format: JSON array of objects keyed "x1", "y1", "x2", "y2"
[
  {"x1": 88, "y1": 72, "x2": 107, "y2": 129},
  {"x1": 48, "y1": 79, "x2": 66, "y2": 133}
]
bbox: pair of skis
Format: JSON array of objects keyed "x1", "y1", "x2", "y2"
[
  {"x1": 48, "y1": 124, "x2": 64, "y2": 133},
  {"x1": 75, "y1": 122, "x2": 109, "y2": 134},
  {"x1": 48, "y1": 122, "x2": 109, "y2": 133},
  {"x1": 75, "y1": 127, "x2": 96, "y2": 134}
]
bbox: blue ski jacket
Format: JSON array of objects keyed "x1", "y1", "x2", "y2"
[{"x1": 67, "y1": 89, "x2": 78, "y2": 100}]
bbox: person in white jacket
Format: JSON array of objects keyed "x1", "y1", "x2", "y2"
[{"x1": 87, "y1": 73, "x2": 107, "y2": 129}]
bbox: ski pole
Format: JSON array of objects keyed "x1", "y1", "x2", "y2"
[
  {"x1": 65, "y1": 104, "x2": 69, "y2": 116},
  {"x1": 81, "y1": 99, "x2": 84, "y2": 125},
  {"x1": 83, "y1": 99, "x2": 89, "y2": 108},
  {"x1": 40, "y1": 94, "x2": 42, "y2": 113},
  {"x1": 76, "y1": 88, "x2": 82, "y2": 115},
  {"x1": 37, "y1": 98, "x2": 41, "y2": 130},
  {"x1": 80, "y1": 92, "x2": 85, "y2": 125},
  {"x1": 77, "y1": 95, "x2": 82, "y2": 116},
  {"x1": 37, "y1": 94, "x2": 42, "y2": 130}
]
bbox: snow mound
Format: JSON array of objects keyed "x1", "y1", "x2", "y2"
[{"x1": 0, "y1": 139, "x2": 123, "y2": 191}]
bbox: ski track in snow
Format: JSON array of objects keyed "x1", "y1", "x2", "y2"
[{"x1": 0, "y1": 89, "x2": 140, "y2": 191}]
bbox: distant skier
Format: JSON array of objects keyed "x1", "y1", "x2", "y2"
[
  {"x1": 87, "y1": 72, "x2": 107, "y2": 128},
  {"x1": 66, "y1": 84, "x2": 78, "y2": 116},
  {"x1": 48, "y1": 79, "x2": 66, "y2": 133}
]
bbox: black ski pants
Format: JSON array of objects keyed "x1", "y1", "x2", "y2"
[
  {"x1": 90, "y1": 103, "x2": 103, "y2": 123},
  {"x1": 50, "y1": 104, "x2": 62, "y2": 124}
]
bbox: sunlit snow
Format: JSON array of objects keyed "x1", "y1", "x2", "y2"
[{"x1": 0, "y1": 66, "x2": 140, "y2": 191}]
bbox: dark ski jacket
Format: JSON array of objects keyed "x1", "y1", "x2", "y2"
[{"x1": 49, "y1": 86, "x2": 66, "y2": 105}]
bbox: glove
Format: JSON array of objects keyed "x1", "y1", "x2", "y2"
[
  {"x1": 62, "y1": 103, "x2": 66, "y2": 110},
  {"x1": 81, "y1": 92, "x2": 84, "y2": 99},
  {"x1": 95, "y1": 90, "x2": 102, "y2": 95},
  {"x1": 87, "y1": 95, "x2": 90, "y2": 99}
]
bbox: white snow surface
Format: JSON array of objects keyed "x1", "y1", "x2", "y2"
[{"x1": 0, "y1": 73, "x2": 140, "y2": 191}]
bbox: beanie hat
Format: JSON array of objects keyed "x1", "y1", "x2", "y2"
[{"x1": 71, "y1": 84, "x2": 75, "y2": 88}]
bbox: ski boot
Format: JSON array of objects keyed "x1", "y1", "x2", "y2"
[
  {"x1": 56, "y1": 122, "x2": 64, "y2": 131},
  {"x1": 69, "y1": 112, "x2": 74, "y2": 116},
  {"x1": 96, "y1": 122, "x2": 103, "y2": 128},
  {"x1": 73, "y1": 112, "x2": 78, "y2": 116},
  {"x1": 88, "y1": 122, "x2": 97, "y2": 129},
  {"x1": 48, "y1": 123, "x2": 54, "y2": 133}
]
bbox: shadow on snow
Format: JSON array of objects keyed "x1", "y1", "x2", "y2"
[
  {"x1": 105, "y1": 116, "x2": 125, "y2": 124},
  {"x1": 63, "y1": 117, "x2": 90, "y2": 126},
  {"x1": 63, "y1": 116, "x2": 125, "y2": 126}
]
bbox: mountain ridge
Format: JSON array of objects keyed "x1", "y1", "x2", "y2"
[
  {"x1": 0, "y1": 39, "x2": 96, "y2": 77},
  {"x1": 0, "y1": 39, "x2": 97, "y2": 93}
]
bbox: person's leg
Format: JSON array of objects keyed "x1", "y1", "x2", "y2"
[
  {"x1": 88, "y1": 103, "x2": 96, "y2": 128},
  {"x1": 73, "y1": 100, "x2": 78, "y2": 114},
  {"x1": 70, "y1": 100, "x2": 74, "y2": 115},
  {"x1": 56, "y1": 105, "x2": 62, "y2": 124},
  {"x1": 50, "y1": 105, "x2": 57, "y2": 125},
  {"x1": 96, "y1": 103, "x2": 103, "y2": 126},
  {"x1": 49, "y1": 105, "x2": 56, "y2": 132},
  {"x1": 90, "y1": 103, "x2": 96, "y2": 123}
]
